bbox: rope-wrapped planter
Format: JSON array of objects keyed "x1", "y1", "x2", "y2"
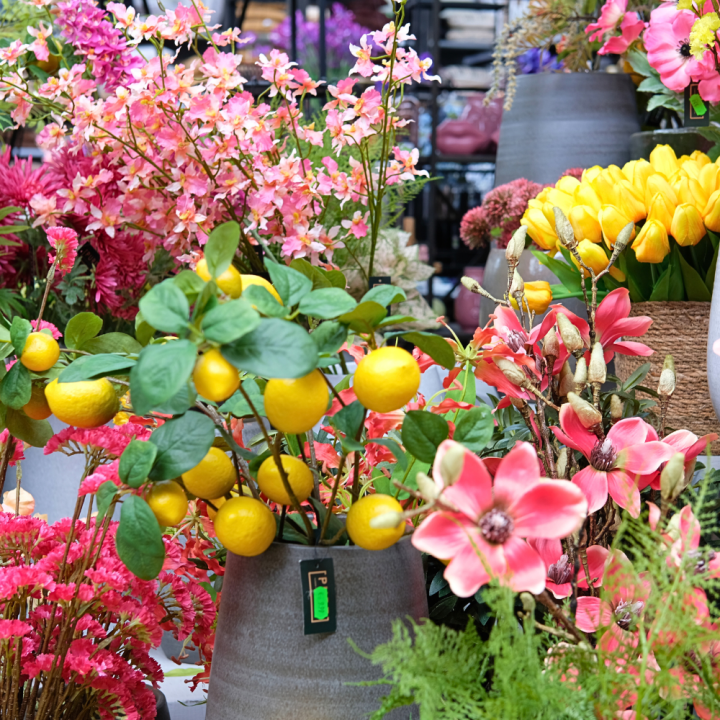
[{"x1": 613, "y1": 301, "x2": 720, "y2": 450}]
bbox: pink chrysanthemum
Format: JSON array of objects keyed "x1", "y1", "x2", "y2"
[
  {"x1": 0, "y1": 149, "x2": 57, "y2": 211},
  {"x1": 30, "y1": 319, "x2": 62, "y2": 339},
  {"x1": 459, "y1": 206, "x2": 491, "y2": 249},
  {"x1": 46, "y1": 226, "x2": 79, "y2": 276},
  {"x1": 0, "y1": 430, "x2": 24, "y2": 467},
  {"x1": 559, "y1": 167, "x2": 585, "y2": 181}
]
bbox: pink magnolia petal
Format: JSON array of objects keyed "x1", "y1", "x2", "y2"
[
  {"x1": 553, "y1": 305, "x2": 591, "y2": 345},
  {"x1": 492, "y1": 441, "x2": 542, "y2": 507},
  {"x1": 553, "y1": 403, "x2": 597, "y2": 458},
  {"x1": 510, "y1": 480, "x2": 587, "y2": 538},
  {"x1": 547, "y1": 580, "x2": 573, "y2": 599},
  {"x1": 528, "y1": 307, "x2": 560, "y2": 346},
  {"x1": 678, "y1": 504, "x2": 701, "y2": 551},
  {"x1": 492, "y1": 305, "x2": 525, "y2": 339},
  {"x1": 606, "y1": 417, "x2": 655, "y2": 451},
  {"x1": 607, "y1": 469, "x2": 641, "y2": 517},
  {"x1": 443, "y1": 534, "x2": 506, "y2": 598},
  {"x1": 609, "y1": 340, "x2": 654, "y2": 357},
  {"x1": 578, "y1": 545, "x2": 610, "y2": 589},
  {"x1": 572, "y1": 466, "x2": 609, "y2": 514},
  {"x1": 595, "y1": 288, "x2": 631, "y2": 335},
  {"x1": 618, "y1": 440, "x2": 676, "y2": 473},
  {"x1": 600, "y1": 316, "x2": 653, "y2": 346},
  {"x1": 527, "y1": 537, "x2": 562, "y2": 569},
  {"x1": 502, "y1": 536, "x2": 547, "y2": 594},
  {"x1": 412, "y1": 512, "x2": 477, "y2": 559},
  {"x1": 576, "y1": 596, "x2": 613, "y2": 632},
  {"x1": 647, "y1": 501, "x2": 660, "y2": 531}
]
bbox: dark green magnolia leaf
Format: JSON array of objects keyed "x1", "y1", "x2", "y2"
[
  {"x1": 149, "y1": 411, "x2": 216, "y2": 481},
  {"x1": 622, "y1": 362, "x2": 651, "y2": 392},
  {"x1": 5, "y1": 409, "x2": 52, "y2": 447},
  {"x1": 96, "y1": 481, "x2": 118, "y2": 518},
  {"x1": 677, "y1": 248, "x2": 711, "y2": 301},
  {"x1": 401, "y1": 331, "x2": 455, "y2": 370},
  {"x1": 401, "y1": 411, "x2": 449, "y2": 463},
  {"x1": 265, "y1": 261, "x2": 313, "y2": 306},
  {"x1": 59, "y1": 354, "x2": 135, "y2": 383},
  {"x1": 201, "y1": 299, "x2": 260, "y2": 343},
  {"x1": 133, "y1": 340, "x2": 197, "y2": 410},
  {"x1": 204, "y1": 221, "x2": 240, "y2": 278},
  {"x1": 310, "y1": 321, "x2": 348, "y2": 355},
  {"x1": 329, "y1": 400, "x2": 364, "y2": 442},
  {"x1": 366, "y1": 437, "x2": 407, "y2": 471},
  {"x1": 361, "y1": 284, "x2": 406, "y2": 307},
  {"x1": 241, "y1": 285, "x2": 286, "y2": 317},
  {"x1": 116, "y1": 495, "x2": 166, "y2": 580},
  {"x1": 10, "y1": 316, "x2": 31, "y2": 355},
  {"x1": 222, "y1": 318, "x2": 318, "y2": 379},
  {"x1": 298, "y1": 288, "x2": 357, "y2": 319},
  {"x1": 0, "y1": 362, "x2": 31, "y2": 410},
  {"x1": 453, "y1": 406, "x2": 494, "y2": 453},
  {"x1": 338, "y1": 301, "x2": 387, "y2": 333},
  {"x1": 119, "y1": 440, "x2": 158, "y2": 488},
  {"x1": 138, "y1": 281, "x2": 190, "y2": 334},
  {"x1": 64, "y1": 312, "x2": 103, "y2": 350},
  {"x1": 83, "y1": 332, "x2": 142, "y2": 355}
]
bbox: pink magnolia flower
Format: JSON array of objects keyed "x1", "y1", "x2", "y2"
[
  {"x1": 599, "y1": 12, "x2": 645, "y2": 54},
  {"x1": 552, "y1": 404, "x2": 675, "y2": 517},
  {"x1": 46, "y1": 226, "x2": 79, "y2": 276},
  {"x1": 412, "y1": 440, "x2": 587, "y2": 597},
  {"x1": 586, "y1": 0, "x2": 628, "y2": 41},
  {"x1": 586, "y1": 0, "x2": 644, "y2": 54},
  {"x1": 527, "y1": 538, "x2": 609, "y2": 599}
]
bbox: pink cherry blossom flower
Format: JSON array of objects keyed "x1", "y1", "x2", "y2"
[
  {"x1": 27, "y1": 23, "x2": 53, "y2": 62},
  {"x1": 552, "y1": 404, "x2": 676, "y2": 517},
  {"x1": 342, "y1": 210, "x2": 369, "y2": 239},
  {"x1": 412, "y1": 440, "x2": 587, "y2": 597},
  {"x1": 349, "y1": 35, "x2": 376, "y2": 77},
  {"x1": 0, "y1": 40, "x2": 27, "y2": 66},
  {"x1": 46, "y1": 226, "x2": 79, "y2": 276}
]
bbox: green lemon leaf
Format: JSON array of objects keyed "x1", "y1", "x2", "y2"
[
  {"x1": 310, "y1": 321, "x2": 348, "y2": 355},
  {"x1": 201, "y1": 298, "x2": 260, "y2": 343},
  {"x1": 219, "y1": 379, "x2": 265, "y2": 417},
  {"x1": 5, "y1": 409, "x2": 52, "y2": 447},
  {"x1": 265, "y1": 262, "x2": 313, "y2": 306},
  {"x1": 400, "y1": 331, "x2": 455, "y2": 370},
  {"x1": 64, "y1": 312, "x2": 103, "y2": 350},
  {"x1": 115, "y1": 495, "x2": 166, "y2": 580},
  {"x1": 0, "y1": 362, "x2": 31, "y2": 410},
  {"x1": 338, "y1": 301, "x2": 387, "y2": 333},
  {"x1": 289, "y1": 258, "x2": 332, "y2": 289},
  {"x1": 96, "y1": 481, "x2": 118, "y2": 518},
  {"x1": 59, "y1": 354, "x2": 135, "y2": 383},
  {"x1": 10, "y1": 316, "x2": 31, "y2": 355},
  {"x1": 222, "y1": 318, "x2": 318, "y2": 379},
  {"x1": 132, "y1": 340, "x2": 197, "y2": 412},
  {"x1": 240, "y1": 285, "x2": 286, "y2": 317},
  {"x1": 298, "y1": 288, "x2": 357, "y2": 319},
  {"x1": 329, "y1": 400, "x2": 364, "y2": 441},
  {"x1": 148, "y1": 411, "x2": 216, "y2": 481},
  {"x1": 361, "y1": 284, "x2": 407, "y2": 307},
  {"x1": 119, "y1": 440, "x2": 158, "y2": 488},
  {"x1": 83, "y1": 332, "x2": 143, "y2": 355},
  {"x1": 173, "y1": 269, "x2": 206, "y2": 303},
  {"x1": 401, "y1": 411, "x2": 449, "y2": 463},
  {"x1": 138, "y1": 280, "x2": 190, "y2": 335},
  {"x1": 204, "y1": 221, "x2": 240, "y2": 278},
  {"x1": 453, "y1": 406, "x2": 494, "y2": 453},
  {"x1": 325, "y1": 270, "x2": 347, "y2": 289}
]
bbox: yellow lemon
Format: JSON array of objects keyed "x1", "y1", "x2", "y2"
[
  {"x1": 264, "y1": 370, "x2": 329, "y2": 435},
  {"x1": 353, "y1": 346, "x2": 420, "y2": 413},
  {"x1": 346, "y1": 494, "x2": 405, "y2": 551},
  {"x1": 241, "y1": 275, "x2": 283, "y2": 304},
  {"x1": 45, "y1": 378, "x2": 118, "y2": 428},
  {"x1": 257, "y1": 455, "x2": 314, "y2": 505},
  {"x1": 146, "y1": 480, "x2": 189, "y2": 527},
  {"x1": 23, "y1": 385, "x2": 52, "y2": 420},
  {"x1": 20, "y1": 333, "x2": 60, "y2": 372},
  {"x1": 195, "y1": 257, "x2": 243, "y2": 298},
  {"x1": 207, "y1": 487, "x2": 253, "y2": 519},
  {"x1": 213, "y1": 496, "x2": 276, "y2": 556},
  {"x1": 181, "y1": 447, "x2": 236, "y2": 500},
  {"x1": 193, "y1": 348, "x2": 239, "y2": 402}
]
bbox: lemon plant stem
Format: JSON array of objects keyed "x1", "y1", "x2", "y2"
[
  {"x1": 0, "y1": 434, "x2": 15, "y2": 497},
  {"x1": 319, "y1": 455, "x2": 347, "y2": 544}
]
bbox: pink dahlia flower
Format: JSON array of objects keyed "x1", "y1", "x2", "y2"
[
  {"x1": 411, "y1": 440, "x2": 587, "y2": 597},
  {"x1": 552, "y1": 404, "x2": 676, "y2": 517},
  {"x1": 46, "y1": 226, "x2": 78, "y2": 277}
]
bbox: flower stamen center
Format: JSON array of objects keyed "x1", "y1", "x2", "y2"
[
  {"x1": 547, "y1": 554, "x2": 573, "y2": 584},
  {"x1": 590, "y1": 438, "x2": 616, "y2": 472},
  {"x1": 479, "y1": 508, "x2": 514, "y2": 544},
  {"x1": 614, "y1": 599, "x2": 644, "y2": 630}
]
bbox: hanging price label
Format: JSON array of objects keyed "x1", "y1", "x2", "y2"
[
  {"x1": 300, "y1": 558, "x2": 336, "y2": 635},
  {"x1": 685, "y1": 82, "x2": 709, "y2": 127}
]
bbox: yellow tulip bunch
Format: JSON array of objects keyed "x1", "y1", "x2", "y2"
[{"x1": 521, "y1": 144, "x2": 719, "y2": 268}]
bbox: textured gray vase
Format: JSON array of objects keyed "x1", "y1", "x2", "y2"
[
  {"x1": 494, "y1": 73, "x2": 640, "y2": 186},
  {"x1": 206, "y1": 537, "x2": 427, "y2": 720},
  {"x1": 630, "y1": 128, "x2": 712, "y2": 161},
  {"x1": 707, "y1": 263, "x2": 720, "y2": 423}
]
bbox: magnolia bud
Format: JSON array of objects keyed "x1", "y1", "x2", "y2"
[
  {"x1": 370, "y1": 511, "x2": 404, "y2": 529},
  {"x1": 658, "y1": 355, "x2": 676, "y2": 397},
  {"x1": 416, "y1": 471, "x2": 440, "y2": 501},
  {"x1": 567, "y1": 391, "x2": 603, "y2": 429},
  {"x1": 558, "y1": 361, "x2": 575, "y2": 397},
  {"x1": 493, "y1": 356, "x2": 528, "y2": 387},
  {"x1": 542, "y1": 328, "x2": 559, "y2": 359},
  {"x1": 574, "y1": 357, "x2": 587, "y2": 387},
  {"x1": 608, "y1": 222, "x2": 634, "y2": 264},
  {"x1": 660, "y1": 452, "x2": 687, "y2": 502},
  {"x1": 520, "y1": 592, "x2": 536, "y2": 614},
  {"x1": 556, "y1": 447, "x2": 568, "y2": 479},
  {"x1": 510, "y1": 270, "x2": 525, "y2": 302},
  {"x1": 505, "y1": 226, "x2": 527, "y2": 264},
  {"x1": 460, "y1": 276, "x2": 497, "y2": 301},
  {"x1": 556, "y1": 313, "x2": 584, "y2": 354},
  {"x1": 610, "y1": 394, "x2": 623, "y2": 421},
  {"x1": 440, "y1": 443, "x2": 466, "y2": 487},
  {"x1": 588, "y1": 342, "x2": 606, "y2": 384},
  {"x1": 553, "y1": 206, "x2": 577, "y2": 250}
]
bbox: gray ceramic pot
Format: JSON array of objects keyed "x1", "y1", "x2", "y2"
[
  {"x1": 630, "y1": 128, "x2": 712, "y2": 161},
  {"x1": 206, "y1": 537, "x2": 427, "y2": 720},
  {"x1": 494, "y1": 72, "x2": 640, "y2": 186},
  {"x1": 707, "y1": 264, "x2": 720, "y2": 421}
]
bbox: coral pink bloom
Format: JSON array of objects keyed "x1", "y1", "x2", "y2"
[
  {"x1": 645, "y1": 3, "x2": 713, "y2": 92},
  {"x1": 642, "y1": 428, "x2": 717, "y2": 491},
  {"x1": 599, "y1": 12, "x2": 644, "y2": 54},
  {"x1": 412, "y1": 441, "x2": 587, "y2": 597},
  {"x1": 586, "y1": 0, "x2": 627, "y2": 41},
  {"x1": 46, "y1": 225, "x2": 79, "y2": 277},
  {"x1": 552, "y1": 404, "x2": 675, "y2": 517},
  {"x1": 527, "y1": 538, "x2": 609, "y2": 598}
]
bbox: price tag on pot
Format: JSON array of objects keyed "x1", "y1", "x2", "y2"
[
  {"x1": 300, "y1": 558, "x2": 336, "y2": 635},
  {"x1": 685, "y1": 83, "x2": 709, "y2": 127}
]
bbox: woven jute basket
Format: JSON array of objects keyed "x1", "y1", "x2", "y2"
[{"x1": 613, "y1": 301, "x2": 720, "y2": 451}]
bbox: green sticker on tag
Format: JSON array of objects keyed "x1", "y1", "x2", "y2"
[
  {"x1": 312, "y1": 585, "x2": 329, "y2": 620},
  {"x1": 690, "y1": 93, "x2": 707, "y2": 116}
]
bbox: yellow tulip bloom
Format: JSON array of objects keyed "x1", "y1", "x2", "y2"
[
  {"x1": 622, "y1": 160, "x2": 637, "y2": 182},
  {"x1": 650, "y1": 144, "x2": 680, "y2": 179},
  {"x1": 674, "y1": 175, "x2": 707, "y2": 214},
  {"x1": 569, "y1": 205, "x2": 602, "y2": 243},
  {"x1": 644, "y1": 173, "x2": 678, "y2": 209},
  {"x1": 699, "y1": 162, "x2": 720, "y2": 197},
  {"x1": 647, "y1": 191, "x2": 675, "y2": 234},
  {"x1": 545, "y1": 188, "x2": 575, "y2": 216},
  {"x1": 671, "y1": 203, "x2": 706, "y2": 246},
  {"x1": 628, "y1": 158, "x2": 656, "y2": 198},
  {"x1": 598, "y1": 205, "x2": 635, "y2": 246},
  {"x1": 590, "y1": 170, "x2": 617, "y2": 205},
  {"x1": 521, "y1": 208, "x2": 558, "y2": 250},
  {"x1": 690, "y1": 150, "x2": 711, "y2": 167},
  {"x1": 632, "y1": 219, "x2": 670, "y2": 263},
  {"x1": 510, "y1": 280, "x2": 553, "y2": 314},
  {"x1": 679, "y1": 159, "x2": 701, "y2": 180},
  {"x1": 614, "y1": 180, "x2": 647, "y2": 223},
  {"x1": 574, "y1": 182, "x2": 603, "y2": 213},
  {"x1": 582, "y1": 166, "x2": 603, "y2": 183},
  {"x1": 571, "y1": 239, "x2": 626, "y2": 281},
  {"x1": 606, "y1": 165, "x2": 625, "y2": 183},
  {"x1": 704, "y1": 189, "x2": 720, "y2": 232},
  {"x1": 556, "y1": 176, "x2": 580, "y2": 194}
]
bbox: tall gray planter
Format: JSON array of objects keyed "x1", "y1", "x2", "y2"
[
  {"x1": 206, "y1": 537, "x2": 427, "y2": 720},
  {"x1": 494, "y1": 73, "x2": 640, "y2": 186}
]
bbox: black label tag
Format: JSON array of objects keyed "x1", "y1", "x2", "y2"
[
  {"x1": 685, "y1": 82, "x2": 709, "y2": 127},
  {"x1": 369, "y1": 275, "x2": 393, "y2": 289},
  {"x1": 300, "y1": 558, "x2": 336, "y2": 635}
]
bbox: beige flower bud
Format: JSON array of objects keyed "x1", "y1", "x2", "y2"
[
  {"x1": 574, "y1": 357, "x2": 587, "y2": 387},
  {"x1": 553, "y1": 206, "x2": 577, "y2": 250},
  {"x1": 460, "y1": 276, "x2": 497, "y2": 301},
  {"x1": 588, "y1": 342, "x2": 606, "y2": 384},
  {"x1": 370, "y1": 511, "x2": 404, "y2": 529},
  {"x1": 493, "y1": 356, "x2": 528, "y2": 387},
  {"x1": 556, "y1": 447, "x2": 568, "y2": 479},
  {"x1": 520, "y1": 592, "x2": 536, "y2": 614},
  {"x1": 556, "y1": 313, "x2": 584, "y2": 354},
  {"x1": 510, "y1": 269, "x2": 524, "y2": 297},
  {"x1": 660, "y1": 452, "x2": 687, "y2": 502},
  {"x1": 1, "y1": 488, "x2": 34, "y2": 517},
  {"x1": 658, "y1": 355, "x2": 676, "y2": 397},
  {"x1": 558, "y1": 361, "x2": 575, "y2": 397},
  {"x1": 440, "y1": 443, "x2": 467, "y2": 487},
  {"x1": 505, "y1": 226, "x2": 527, "y2": 264},
  {"x1": 608, "y1": 222, "x2": 634, "y2": 264},
  {"x1": 416, "y1": 472, "x2": 440, "y2": 501},
  {"x1": 543, "y1": 328, "x2": 559, "y2": 359},
  {"x1": 567, "y1": 391, "x2": 603, "y2": 429},
  {"x1": 610, "y1": 394, "x2": 623, "y2": 421}
]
